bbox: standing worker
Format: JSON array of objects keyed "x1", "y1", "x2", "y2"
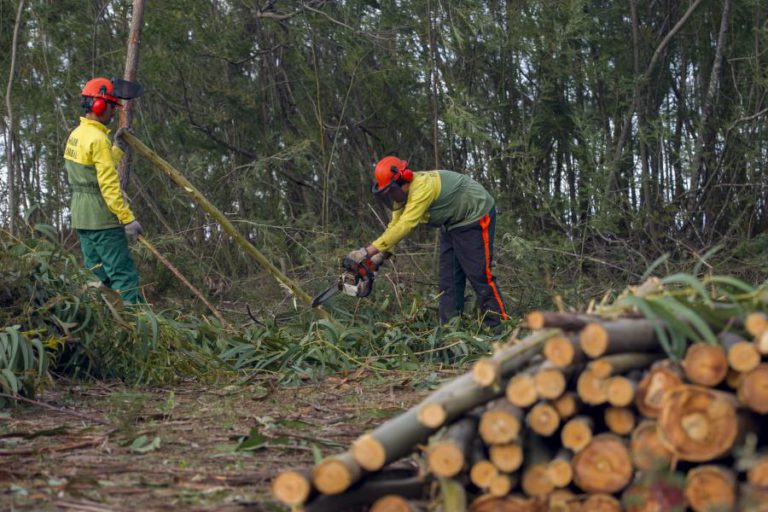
[
  {"x1": 63, "y1": 76, "x2": 145, "y2": 304},
  {"x1": 346, "y1": 156, "x2": 509, "y2": 327}
]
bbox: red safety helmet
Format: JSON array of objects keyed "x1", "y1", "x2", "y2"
[
  {"x1": 371, "y1": 156, "x2": 413, "y2": 195},
  {"x1": 81, "y1": 77, "x2": 143, "y2": 115}
]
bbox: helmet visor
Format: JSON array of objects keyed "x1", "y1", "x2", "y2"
[{"x1": 111, "y1": 78, "x2": 144, "y2": 100}]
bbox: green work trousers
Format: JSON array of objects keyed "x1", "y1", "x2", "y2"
[{"x1": 77, "y1": 227, "x2": 144, "y2": 304}]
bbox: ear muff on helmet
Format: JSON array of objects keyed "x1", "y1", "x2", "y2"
[
  {"x1": 391, "y1": 166, "x2": 413, "y2": 183},
  {"x1": 91, "y1": 98, "x2": 108, "y2": 115}
]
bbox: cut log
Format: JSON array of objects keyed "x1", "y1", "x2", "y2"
[
  {"x1": 428, "y1": 416, "x2": 478, "y2": 478},
  {"x1": 470, "y1": 495, "x2": 539, "y2": 512},
  {"x1": 417, "y1": 403, "x2": 447, "y2": 429},
  {"x1": 576, "y1": 369, "x2": 608, "y2": 405},
  {"x1": 756, "y1": 330, "x2": 768, "y2": 355},
  {"x1": 470, "y1": 460, "x2": 498, "y2": 490},
  {"x1": 488, "y1": 473, "x2": 516, "y2": 497},
  {"x1": 657, "y1": 385, "x2": 739, "y2": 462},
  {"x1": 578, "y1": 319, "x2": 659, "y2": 358},
  {"x1": 552, "y1": 392, "x2": 579, "y2": 420},
  {"x1": 572, "y1": 434, "x2": 632, "y2": 494},
  {"x1": 520, "y1": 464, "x2": 553, "y2": 499},
  {"x1": 526, "y1": 402, "x2": 560, "y2": 437},
  {"x1": 489, "y1": 442, "x2": 524, "y2": 473},
  {"x1": 720, "y1": 331, "x2": 761, "y2": 373},
  {"x1": 351, "y1": 330, "x2": 556, "y2": 473},
  {"x1": 543, "y1": 334, "x2": 584, "y2": 368},
  {"x1": 304, "y1": 474, "x2": 426, "y2": 512},
  {"x1": 604, "y1": 407, "x2": 636, "y2": 436},
  {"x1": 472, "y1": 329, "x2": 560, "y2": 387},
  {"x1": 738, "y1": 363, "x2": 768, "y2": 413},
  {"x1": 589, "y1": 352, "x2": 662, "y2": 378},
  {"x1": 630, "y1": 420, "x2": 673, "y2": 471},
  {"x1": 506, "y1": 373, "x2": 539, "y2": 408},
  {"x1": 745, "y1": 312, "x2": 768, "y2": 337},
  {"x1": 370, "y1": 495, "x2": 417, "y2": 512},
  {"x1": 272, "y1": 469, "x2": 314, "y2": 506},
  {"x1": 684, "y1": 465, "x2": 737, "y2": 512},
  {"x1": 681, "y1": 343, "x2": 728, "y2": 387},
  {"x1": 561, "y1": 416, "x2": 593, "y2": 453},
  {"x1": 635, "y1": 360, "x2": 683, "y2": 418},
  {"x1": 525, "y1": 310, "x2": 591, "y2": 331},
  {"x1": 479, "y1": 399, "x2": 524, "y2": 445},
  {"x1": 606, "y1": 376, "x2": 636, "y2": 407},
  {"x1": 547, "y1": 490, "x2": 579, "y2": 512},
  {"x1": 747, "y1": 454, "x2": 768, "y2": 488},
  {"x1": 545, "y1": 450, "x2": 573, "y2": 488},
  {"x1": 581, "y1": 494, "x2": 621, "y2": 512},
  {"x1": 312, "y1": 452, "x2": 363, "y2": 495},
  {"x1": 533, "y1": 365, "x2": 567, "y2": 400}
]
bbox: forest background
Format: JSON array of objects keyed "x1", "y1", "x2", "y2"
[{"x1": 2, "y1": 0, "x2": 768, "y2": 327}]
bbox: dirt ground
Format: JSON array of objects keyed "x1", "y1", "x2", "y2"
[{"x1": 0, "y1": 368, "x2": 455, "y2": 511}]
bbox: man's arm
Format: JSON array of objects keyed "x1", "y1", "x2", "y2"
[{"x1": 91, "y1": 138, "x2": 136, "y2": 224}]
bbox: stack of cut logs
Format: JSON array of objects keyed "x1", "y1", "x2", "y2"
[{"x1": 272, "y1": 309, "x2": 768, "y2": 511}]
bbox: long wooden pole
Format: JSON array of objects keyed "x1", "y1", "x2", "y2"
[
  {"x1": 137, "y1": 235, "x2": 232, "y2": 330},
  {"x1": 118, "y1": 0, "x2": 145, "y2": 191},
  {"x1": 122, "y1": 132, "x2": 332, "y2": 320}
]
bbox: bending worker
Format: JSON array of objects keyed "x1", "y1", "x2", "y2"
[
  {"x1": 63, "y1": 76, "x2": 145, "y2": 304},
  {"x1": 347, "y1": 156, "x2": 509, "y2": 327}
]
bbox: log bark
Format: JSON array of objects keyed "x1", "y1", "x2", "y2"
[
  {"x1": 738, "y1": 363, "x2": 768, "y2": 413},
  {"x1": 479, "y1": 399, "x2": 524, "y2": 445},
  {"x1": 489, "y1": 442, "x2": 523, "y2": 473},
  {"x1": 472, "y1": 330, "x2": 559, "y2": 388},
  {"x1": 578, "y1": 319, "x2": 659, "y2": 358},
  {"x1": 561, "y1": 416, "x2": 593, "y2": 453},
  {"x1": 520, "y1": 435, "x2": 554, "y2": 498},
  {"x1": 589, "y1": 352, "x2": 662, "y2": 378},
  {"x1": 604, "y1": 407, "x2": 636, "y2": 436},
  {"x1": 525, "y1": 311, "x2": 593, "y2": 331},
  {"x1": 572, "y1": 434, "x2": 633, "y2": 494},
  {"x1": 630, "y1": 420, "x2": 673, "y2": 471},
  {"x1": 635, "y1": 360, "x2": 683, "y2": 418},
  {"x1": 682, "y1": 343, "x2": 728, "y2": 386},
  {"x1": 684, "y1": 465, "x2": 737, "y2": 512},
  {"x1": 657, "y1": 385, "x2": 739, "y2": 462},
  {"x1": 304, "y1": 474, "x2": 426, "y2": 512}
]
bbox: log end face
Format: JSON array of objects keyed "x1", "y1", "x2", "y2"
[
  {"x1": 472, "y1": 358, "x2": 500, "y2": 387},
  {"x1": 579, "y1": 323, "x2": 608, "y2": 358},
  {"x1": 351, "y1": 434, "x2": 386, "y2": 472},
  {"x1": 418, "y1": 403, "x2": 447, "y2": 429},
  {"x1": 312, "y1": 459, "x2": 352, "y2": 495},
  {"x1": 427, "y1": 442, "x2": 464, "y2": 478},
  {"x1": 271, "y1": 470, "x2": 311, "y2": 506}
]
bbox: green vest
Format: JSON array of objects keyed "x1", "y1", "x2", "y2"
[
  {"x1": 426, "y1": 170, "x2": 495, "y2": 229},
  {"x1": 65, "y1": 159, "x2": 121, "y2": 230}
]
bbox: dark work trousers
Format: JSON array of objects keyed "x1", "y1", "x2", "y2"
[{"x1": 438, "y1": 208, "x2": 508, "y2": 327}]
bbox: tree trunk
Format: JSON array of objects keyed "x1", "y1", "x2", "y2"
[
  {"x1": 118, "y1": 0, "x2": 146, "y2": 192},
  {"x1": 5, "y1": 0, "x2": 26, "y2": 236}
]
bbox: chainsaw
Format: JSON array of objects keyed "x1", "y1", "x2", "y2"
[{"x1": 311, "y1": 256, "x2": 379, "y2": 307}]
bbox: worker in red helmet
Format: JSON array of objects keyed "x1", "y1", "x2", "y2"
[
  {"x1": 63, "y1": 76, "x2": 145, "y2": 304},
  {"x1": 346, "y1": 156, "x2": 509, "y2": 327}
]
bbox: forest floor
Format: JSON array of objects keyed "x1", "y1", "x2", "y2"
[{"x1": 0, "y1": 367, "x2": 455, "y2": 511}]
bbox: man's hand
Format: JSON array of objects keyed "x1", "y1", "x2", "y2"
[
  {"x1": 346, "y1": 247, "x2": 368, "y2": 264},
  {"x1": 114, "y1": 127, "x2": 133, "y2": 151},
  {"x1": 124, "y1": 220, "x2": 143, "y2": 241},
  {"x1": 370, "y1": 252, "x2": 389, "y2": 269}
]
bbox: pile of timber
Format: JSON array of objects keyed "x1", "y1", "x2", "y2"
[{"x1": 272, "y1": 309, "x2": 768, "y2": 511}]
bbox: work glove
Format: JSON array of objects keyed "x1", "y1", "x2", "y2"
[
  {"x1": 346, "y1": 247, "x2": 368, "y2": 264},
  {"x1": 124, "y1": 220, "x2": 143, "y2": 242},
  {"x1": 370, "y1": 251, "x2": 389, "y2": 269},
  {"x1": 114, "y1": 126, "x2": 133, "y2": 152}
]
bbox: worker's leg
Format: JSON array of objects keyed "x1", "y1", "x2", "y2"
[
  {"x1": 77, "y1": 229, "x2": 111, "y2": 286},
  {"x1": 438, "y1": 229, "x2": 467, "y2": 323},
  {"x1": 82, "y1": 227, "x2": 144, "y2": 304},
  {"x1": 451, "y1": 209, "x2": 508, "y2": 327}
]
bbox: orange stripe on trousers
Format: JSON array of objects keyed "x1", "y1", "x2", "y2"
[{"x1": 479, "y1": 214, "x2": 508, "y2": 320}]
